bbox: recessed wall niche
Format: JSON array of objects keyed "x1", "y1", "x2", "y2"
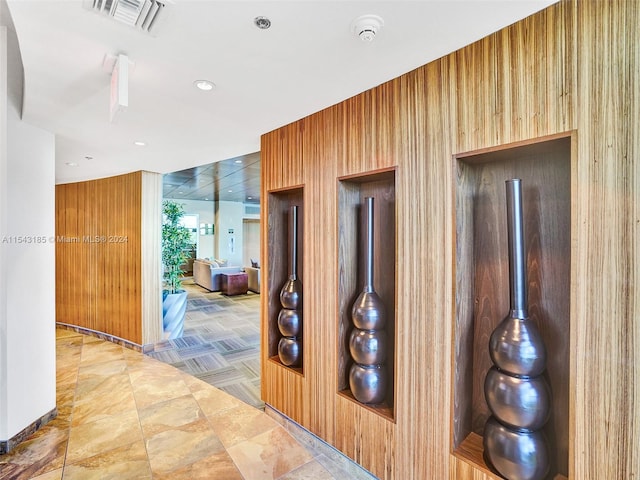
[
  {"x1": 452, "y1": 134, "x2": 572, "y2": 479},
  {"x1": 267, "y1": 187, "x2": 304, "y2": 374},
  {"x1": 337, "y1": 169, "x2": 396, "y2": 421}
]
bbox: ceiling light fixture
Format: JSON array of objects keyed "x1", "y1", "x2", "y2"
[
  {"x1": 351, "y1": 14, "x2": 384, "y2": 42},
  {"x1": 254, "y1": 16, "x2": 271, "y2": 29},
  {"x1": 66, "y1": 162, "x2": 78, "y2": 167},
  {"x1": 228, "y1": 189, "x2": 233, "y2": 193},
  {"x1": 234, "y1": 159, "x2": 243, "y2": 164},
  {"x1": 84, "y1": 155, "x2": 93, "y2": 160},
  {"x1": 194, "y1": 80, "x2": 215, "y2": 91},
  {"x1": 133, "y1": 140, "x2": 147, "y2": 146}
]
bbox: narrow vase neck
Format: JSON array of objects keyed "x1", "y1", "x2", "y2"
[
  {"x1": 365, "y1": 197, "x2": 374, "y2": 290},
  {"x1": 506, "y1": 179, "x2": 527, "y2": 314},
  {"x1": 290, "y1": 205, "x2": 298, "y2": 278}
]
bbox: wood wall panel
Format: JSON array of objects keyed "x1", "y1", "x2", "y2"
[
  {"x1": 339, "y1": 82, "x2": 399, "y2": 178},
  {"x1": 303, "y1": 107, "x2": 339, "y2": 438},
  {"x1": 56, "y1": 171, "x2": 162, "y2": 346},
  {"x1": 261, "y1": 121, "x2": 304, "y2": 191},
  {"x1": 573, "y1": 1, "x2": 639, "y2": 478},
  {"x1": 261, "y1": 119, "x2": 306, "y2": 425},
  {"x1": 261, "y1": 1, "x2": 639, "y2": 478}
]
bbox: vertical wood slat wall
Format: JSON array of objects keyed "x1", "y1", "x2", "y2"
[
  {"x1": 260, "y1": 1, "x2": 639, "y2": 479},
  {"x1": 56, "y1": 171, "x2": 162, "y2": 346}
]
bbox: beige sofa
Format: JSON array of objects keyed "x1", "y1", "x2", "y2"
[
  {"x1": 193, "y1": 259, "x2": 242, "y2": 292},
  {"x1": 244, "y1": 266, "x2": 260, "y2": 293}
]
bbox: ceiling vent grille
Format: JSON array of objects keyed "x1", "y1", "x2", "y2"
[
  {"x1": 245, "y1": 205, "x2": 260, "y2": 215},
  {"x1": 86, "y1": 0, "x2": 165, "y2": 34}
]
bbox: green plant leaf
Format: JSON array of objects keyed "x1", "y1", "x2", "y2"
[{"x1": 162, "y1": 200, "x2": 192, "y2": 294}]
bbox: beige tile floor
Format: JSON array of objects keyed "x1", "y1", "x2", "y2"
[{"x1": 0, "y1": 329, "x2": 340, "y2": 479}]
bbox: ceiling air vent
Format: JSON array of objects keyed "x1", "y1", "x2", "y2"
[
  {"x1": 245, "y1": 205, "x2": 260, "y2": 215},
  {"x1": 85, "y1": 0, "x2": 165, "y2": 34}
]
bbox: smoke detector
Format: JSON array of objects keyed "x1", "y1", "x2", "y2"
[{"x1": 351, "y1": 14, "x2": 384, "y2": 42}]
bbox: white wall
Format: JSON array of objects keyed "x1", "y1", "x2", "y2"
[
  {"x1": 0, "y1": 13, "x2": 56, "y2": 443},
  {"x1": 166, "y1": 198, "x2": 260, "y2": 267},
  {"x1": 0, "y1": 24, "x2": 8, "y2": 445},
  {"x1": 214, "y1": 201, "x2": 245, "y2": 266},
  {"x1": 243, "y1": 219, "x2": 260, "y2": 266},
  {"x1": 170, "y1": 198, "x2": 215, "y2": 259}
]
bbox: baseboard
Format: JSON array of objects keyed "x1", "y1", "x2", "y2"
[
  {"x1": 55, "y1": 322, "x2": 156, "y2": 352},
  {"x1": 264, "y1": 404, "x2": 377, "y2": 480},
  {"x1": 0, "y1": 407, "x2": 57, "y2": 454}
]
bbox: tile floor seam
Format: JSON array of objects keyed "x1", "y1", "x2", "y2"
[
  {"x1": 124, "y1": 349, "x2": 155, "y2": 480},
  {"x1": 101, "y1": 353, "x2": 148, "y2": 476}
]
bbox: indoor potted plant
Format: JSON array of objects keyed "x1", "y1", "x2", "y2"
[{"x1": 162, "y1": 200, "x2": 192, "y2": 339}]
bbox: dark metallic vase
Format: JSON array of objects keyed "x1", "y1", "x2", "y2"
[
  {"x1": 349, "y1": 364, "x2": 387, "y2": 404},
  {"x1": 484, "y1": 417, "x2": 550, "y2": 480},
  {"x1": 278, "y1": 205, "x2": 302, "y2": 367},
  {"x1": 277, "y1": 308, "x2": 301, "y2": 337},
  {"x1": 349, "y1": 329, "x2": 387, "y2": 365},
  {"x1": 278, "y1": 336, "x2": 301, "y2": 367},
  {"x1": 349, "y1": 197, "x2": 388, "y2": 404},
  {"x1": 484, "y1": 179, "x2": 551, "y2": 480}
]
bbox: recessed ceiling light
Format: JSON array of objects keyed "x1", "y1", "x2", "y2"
[
  {"x1": 254, "y1": 16, "x2": 271, "y2": 29},
  {"x1": 228, "y1": 189, "x2": 233, "y2": 193},
  {"x1": 234, "y1": 159, "x2": 243, "y2": 164},
  {"x1": 194, "y1": 80, "x2": 215, "y2": 91},
  {"x1": 204, "y1": 197, "x2": 209, "y2": 200},
  {"x1": 66, "y1": 162, "x2": 78, "y2": 167},
  {"x1": 84, "y1": 155, "x2": 93, "y2": 160},
  {"x1": 247, "y1": 196, "x2": 252, "y2": 200},
  {"x1": 133, "y1": 140, "x2": 147, "y2": 146},
  {"x1": 178, "y1": 191, "x2": 184, "y2": 194}
]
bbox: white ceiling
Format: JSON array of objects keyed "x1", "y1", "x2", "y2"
[{"x1": 6, "y1": 0, "x2": 556, "y2": 185}]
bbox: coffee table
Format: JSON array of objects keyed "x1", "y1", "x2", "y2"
[{"x1": 220, "y1": 272, "x2": 249, "y2": 296}]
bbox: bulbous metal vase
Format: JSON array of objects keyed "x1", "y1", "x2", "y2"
[
  {"x1": 484, "y1": 366, "x2": 551, "y2": 431},
  {"x1": 278, "y1": 337, "x2": 301, "y2": 367},
  {"x1": 277, "y1": 205, "x2": 303, "y2": 368},
  {"x1": 351, "y1": 288, "x2": 386, "y2": 331},
  {"x1": 280, "y1": 276, "x2": 302, "y2": 310},
  {"x1": 489, "y1": 317, "x2": 546, "y2": 377},
  {"x1": 349, "y1": 364, "x2": 387, "y2": 404},
  {"x1": 277, "y1": 308, "x2": 301, "y2": 337},
  {"x1": 484, "y1": 180, "x2": 551, "y2": 480},
  {"x1": 349, "y1": 197, "x2": 388, "y2": 405},
  {"x1": 349, "y1": 329, "x2": 387, "y2": 365},
  {"x1": 484, "y1": 417, "x2": 549, "y2": 480}
]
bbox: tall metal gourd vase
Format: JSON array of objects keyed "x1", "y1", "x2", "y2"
[
  {"x1": 483, "y1": 179, "x2": 551, "y2": 480},
  {"x1": 278, "y1": 205, "x2": 302, "y2": 367},
  {"x1": 349, "y1": 197, "x2": 388, "y2": 404}
]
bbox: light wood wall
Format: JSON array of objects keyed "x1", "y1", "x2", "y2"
[
  {"x1": 56, "y1": 171, "x2": 163, "y2": 346},
  {"x1": 260, "y1": 1, "x2": 639, "y2": 478}
]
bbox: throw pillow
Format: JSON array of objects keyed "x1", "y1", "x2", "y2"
[
  {"x1": 214, "y1": 258, "x2": 228, "y2": 267},
  {"x1": 251, "y1": 258, "x2": 259, "y2": 268}
]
